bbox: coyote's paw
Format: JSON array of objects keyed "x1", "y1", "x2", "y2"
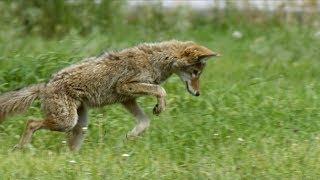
[
  {"x1": 153, "y1": 102, "x2": 165, "y2": 115},
  {"x1": 12, "y1": 144, "x2": 22, "y2": 151},
  {"x1": 12, "y1": 144, "x2": 35, "y2": 153},
  {"x1": 126, "y1": 133, "x2": 137, "y2": 140}
]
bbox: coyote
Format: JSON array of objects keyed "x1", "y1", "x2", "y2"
[{"x1": 0, "y1": 40, "x2": 220, "y2": 151}]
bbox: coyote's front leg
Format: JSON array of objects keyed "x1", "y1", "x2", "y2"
[
  {"x1": 122, "y1": 99, "x2": 150, "y2": 139},
  {"x1": 117, "y1": 83, "x2": 166, "y2": 115}
]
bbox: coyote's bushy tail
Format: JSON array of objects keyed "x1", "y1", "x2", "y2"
[{"x1": 0, "y1": 83, "x2": 45, "y2": 121}]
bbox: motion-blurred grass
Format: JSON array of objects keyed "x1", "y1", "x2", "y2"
[{"x1": 1, "y1": 0, "x2": 320, "y2": 179}]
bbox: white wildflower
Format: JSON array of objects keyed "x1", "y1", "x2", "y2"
[
  {"x1": 232, "y1": 31, "x2": 243, "y2": 39},
  {"x1": 48, "y1": 151, "x2": 53, "y2": 156},
  {"x1": 314, "y1": 31, "x2": 320, "y2": 38},
  {"x1": 237, "y1": 138, "x2": 244, "y2": 142},
  {"x1": 122, "y1": 154, "x2": 130, "y2": 157},
  {"x1": 94, "y1": 0, "x2": 102, "y2": 4}
]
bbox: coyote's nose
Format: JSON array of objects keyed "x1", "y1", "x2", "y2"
[{"x1": 195, "y1": 92, "x2": 200, "y2": 96}]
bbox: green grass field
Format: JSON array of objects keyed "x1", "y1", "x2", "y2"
[{"x1": 1, "y1": 13, "x2": 320, "y2": 178}]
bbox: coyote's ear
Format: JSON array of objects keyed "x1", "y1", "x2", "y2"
[
  {"x1": 198, "y1": 52, "x2": 221, "y2": 64},
  {"x1": 182, "y1": 44, "x2": 221, "y2": 64}
]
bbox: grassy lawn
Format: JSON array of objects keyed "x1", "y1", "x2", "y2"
[{"x1": 1, "y1": 18, "x2": 320, "y2": 179}]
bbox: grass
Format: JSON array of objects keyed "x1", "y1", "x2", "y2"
[{"x1": 1, "y1": 19, "x2": 320, "y2": 178}]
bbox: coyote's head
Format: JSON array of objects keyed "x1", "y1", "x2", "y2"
[{"x1": 174, "y1": 42, "x2": 221, "y2": 96}]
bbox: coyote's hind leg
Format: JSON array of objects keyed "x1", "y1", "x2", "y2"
[
  {"x1": 66, "y1": 105, "x2": 88, "y2": 151},
  {"x1": 15, "y1": 95, "x2": 79, "y2": 150},
  {"x1": 14, "y1": 118, "x2": 44, "y2": 150}
]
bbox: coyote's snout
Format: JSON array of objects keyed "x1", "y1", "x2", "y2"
[{"x1": 0, "y1": 40, "x2": 220, "y2": 151}]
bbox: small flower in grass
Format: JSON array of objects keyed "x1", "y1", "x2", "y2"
[
  {"x1": 314, "y1": 31, "x2": 320, "y2": 38},
  {"x1": 62, "y1": 140, "x2": 66, "y2": 144},
  {"x1": 213, "y1": 133, "x2": 219, "y2": 139},
  {"x1": 48, "y1": 151, "x2": 53, "y2": 156},
  {"x1": 122, "y1": 153, "x2": 130, "y2": 157},
  {"x1": 237, "y1": 137, "x2": 244, "y2": 142},
  {"x1": 232, "y1": 31, "x2": 243, "y2": 39},
  {"x1": 68, "y1": 160, "x2": 76, "y2": 163}
]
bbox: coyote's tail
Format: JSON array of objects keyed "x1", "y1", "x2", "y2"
[{"x1": 0, "y1": 83, "x2": 45, "y2": 121}]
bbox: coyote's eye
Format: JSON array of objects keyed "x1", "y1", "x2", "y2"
[{"x1": 193, "y1": 70, "x2": 199, "y2": 75}]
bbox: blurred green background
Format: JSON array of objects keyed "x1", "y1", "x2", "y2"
[{"x1": 0, "y1": 0, "x2": 320, "y2": 179}]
